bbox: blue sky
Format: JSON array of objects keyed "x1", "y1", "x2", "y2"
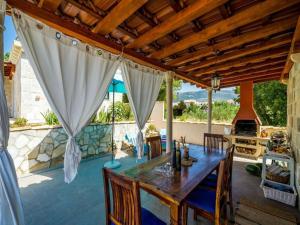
[
  {"x1": 3, "y1": 15, "x2": 232, "y2": 93},
  {"x1": 4, "y1": 16, "x2": 16, "y2": 54}
]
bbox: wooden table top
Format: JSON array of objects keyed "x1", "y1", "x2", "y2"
[{"x1": 124, "y1": 149, "x2": 225, "y2": 203}]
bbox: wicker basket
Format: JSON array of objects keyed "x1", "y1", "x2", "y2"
[
  {"x1": 266, "y1": 172, "x2": 290, "y2": 184},
  {"x1": 261, "y1": 181, "x2": 297, "y2": 206}
]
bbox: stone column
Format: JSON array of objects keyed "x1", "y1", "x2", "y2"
[
  {"x1": 207, "y1": 87, "x2": 212, "y2": 133},
  {"x1": 166, "y1": 71, "x2": 173, "y2": 153}
]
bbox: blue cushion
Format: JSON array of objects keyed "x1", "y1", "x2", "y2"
[
  {"x1": 186, "y1": 187, "x2": 216, "y2": 213},
  {"x1": 111, "y1": 207, "x2": 166, "y2": 225},
  {"x1": 206, "y1": 174, "x2": 217, "y2": 181},
  {"x1": 200, "y1": 179, "x2": 217, "y2": 188}
]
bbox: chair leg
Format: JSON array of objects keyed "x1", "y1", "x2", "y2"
[
  {"x1": 182, "y1": 204, "x2": 188, "y2": 225},
  {"x1": 224, "y1": 206, "x2": 228, "y2": 225},
  {"x1": 229, "y1": 186, "x2": 234, "y2": 220},
  {"x1": 193, "y1": 209, "x2": 197, "y2": 221}
]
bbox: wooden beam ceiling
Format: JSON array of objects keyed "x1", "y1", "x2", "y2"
[
  {"x1": 222, "y1": 75, "x2": 280, "y2": 88},
  {"x1": 181, "y1": 35, "x2": 292, "y2": 72},
  {"x1": 150, "y1": 0, "x2": 299, "y2": 59},
  {"x1": 92, "y1": 0, "x2": 148, "y2": 35},
  {"x1": 7, "y1": 0, "x2": 208, "y2": 88},
  {"x1": 281, "y1": 16, "x2": 300, "y2": 81},
  {"x1": 126, "y1": 0, "x2": 227, "y2": 49},
  {"x1": 219, "y1": 68, "x2": 283, "y2": 83},
  {"x1": 193, "y1": 46, "x2": 289, "y2": 77},
  {"x1": 200, "y1": 60, "x2": 286, "y2": 80},
  {"x1": 39, "y1": 0, "x2": 62, "y2": 12},
  {"x1": 165, "y1": 17, "x2": 296, "y2": 67}
]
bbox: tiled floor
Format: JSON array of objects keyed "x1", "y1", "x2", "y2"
[{"x1": 18, "y1": 145, "x2": 299, "y2": 225}]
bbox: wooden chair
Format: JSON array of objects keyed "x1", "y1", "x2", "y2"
[
  {"x1": 103, "y1": 168, "x2": 166, "y2": 225},
  {"x1": 182, "y1": 152, "x2": 231, "y2": 225},
  {"x1": 203, "y1": 133, "x2": 225, "y2": 152},
  {"x1": 197, "y1": 145, "x2": 235, "y2": 221},
  {"x1": 145, "y1": 135, "x2": 163, "y2": 160}
]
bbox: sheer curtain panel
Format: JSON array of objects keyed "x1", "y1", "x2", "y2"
[
  {"x1": 13, "y1": 11, "x2": 120, "y2": 183},
  {"x1": 121, "y1": 61, "x2": 163, "y2": 159},
  {"x1": 0, "y1": 1, "x2": 26, "y2": 225}
]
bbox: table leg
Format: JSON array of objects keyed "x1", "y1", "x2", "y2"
[{"x1": 170, "y1": 203, "x2": 182, "y2": 225}]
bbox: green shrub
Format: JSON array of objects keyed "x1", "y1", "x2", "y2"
[
  {"x1": 146, "y1": 124, "x2": 158, "y2": 136},
  {"x1": 176, "y1": 101, "x2": 238, "y2": 123},
  {"x1": 11, "y1": 117, "x2": 28, "y2": 128},
  {"x1": 92, "y1": 110, "x2": 110, "y2": 123},
  {"x1": 109, "y1": 102, "x2": 134, "y2": 122},
  {"x1": 41, "y1": 110, "x2": 60, "y2": 125},
  {"x1": 173, "y1": 101, "x2": 187, "y2": 117}
]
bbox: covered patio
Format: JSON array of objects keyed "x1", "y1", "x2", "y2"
[
  {"x1": 18, "y1": 148, "x2": 300, "y2": 225},
  {"x1": 1, "y1": 0, "x2": 300, "y2": 225}
]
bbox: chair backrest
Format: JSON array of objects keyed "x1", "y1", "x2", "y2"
[
  {"x1": 145, "y1": 135, "x2": 163, "y2": 160},
  {"x1": 215, "y1": 148, "x2": 232, "y2": 219},
  {"x1": 203, "y1": 133, "x2": 225, "y2": 152},
  {"x1": 228, "y1": 144, "x2": 235, "y2": 184},
  {"x1": 103, "y1": 168, "x2": 141, "y2": 225}
]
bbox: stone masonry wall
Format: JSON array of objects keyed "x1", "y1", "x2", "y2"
[
  {"x1": 287, "y1": 57, "x2": 300, "y2": 208},
  {"x1": 4, "y1": 76, "x2": 13, "y2": 117},
  {"x1": 8, "y1": 123, "x2": 117, "y2": 175}
]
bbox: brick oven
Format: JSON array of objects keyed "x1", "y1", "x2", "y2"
[{"x1": 231, "y1": 81, "x2": 264, "y2": 159}]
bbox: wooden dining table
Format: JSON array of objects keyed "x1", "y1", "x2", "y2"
[{"x1": 123, "y1": 148, "x2": 226, "y2": 225}]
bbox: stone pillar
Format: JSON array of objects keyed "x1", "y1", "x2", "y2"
[
  {"x1": 207, "y1": 87, "x2": 212, "y2": 133},
  {"x1": 166, "y1": 72, "x2": 173, "y2": 153}
]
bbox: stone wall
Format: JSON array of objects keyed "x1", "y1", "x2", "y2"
[
  {"x1": 4, "y1": 76, "x2": 13, "y2": 117},
  {"x1": 287, "y1": 54, "x2": 300, "y2": 207},
  {"x1": 8, "y1": 123, "x2": 116, "y2": 175}
]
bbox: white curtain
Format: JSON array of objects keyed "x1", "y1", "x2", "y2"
[
  {"x1": 121, "y1": 61, "x2": 163, "y2": 158},
  {"x1": 0, "y1": 1, "x2": 26, "y2": 225},
  {"x1": 13, "y1": 11, "x2": 120, "y2": 183}
]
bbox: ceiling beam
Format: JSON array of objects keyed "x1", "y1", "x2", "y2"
[
  {"x1": 193, "y1": 47, "x2": 289, "y2": 77},
  {"x1": 150, "y1": 0, "x2": 299, "y2": 59},
  {"x1": 92, "y1": 0, "x2": 147, "y2": 35},
  {"x1": 201, "y1": 61, "x2": 285, "y2": 80},
  {"x1": 126, "y1": 0, "x2": 227, "y2": 49},
  {"x1": 222, "y1": 75, "x2": 280, "y2": 88},
  {"x1": 165, "y1": 17, "x2": 296, "y2": 67},
  {"x1": 281, "y1": 16, "x2": 300, "y2": 81},
  {"x1": 221, "y1": 69, "x2": 283, "y2": 83},
  {"x1": 181, "y1": 35, "x2": 292, "y2": 72},
  {"x1": 39, "y1": 0, "x2": 62, "y2": 11},
  {"x1": 7, "y1": 0, "x2": 208, "y2": 88}
]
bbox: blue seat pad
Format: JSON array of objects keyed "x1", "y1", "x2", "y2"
[
  {"x1": 111, "y1": 207, "x2": 166, "y2": 225},
  {"x1": 186, "y1": 187, "x2": 216, "y2": 214}
]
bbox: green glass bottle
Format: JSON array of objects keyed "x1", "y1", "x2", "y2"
[{"x1": 176, "y1": 142, "x2": 181, "y2": 171}]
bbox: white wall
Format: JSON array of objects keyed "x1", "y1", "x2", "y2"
[
  {"x1": 18, "y1": 53, "x2": 51, "y2": 123},
  {"x1": 149, "y1": 101, "x2": 232, "y2": 145}
]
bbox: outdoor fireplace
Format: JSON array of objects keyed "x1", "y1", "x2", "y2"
[
  {"x1": 235, "y1": 120, "x2": 257, "y2": 136},
  {"x1": 232, "y1": 81, "x2": 261, "y2": 136},
  {"x1": 231, "y1": 81, "x2": 263, "y2": 159}
]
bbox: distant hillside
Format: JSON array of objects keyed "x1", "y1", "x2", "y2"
[{"x1": 175, "y1": 89, "x2": 237, "y2": 103}]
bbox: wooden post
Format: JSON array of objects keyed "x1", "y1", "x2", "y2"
[
  {"x1": 207, "y1": 87, "x2": 212, "y2": 133},
  {"x1": 166, "y1": 71, "x2": 173, "y2": 153}
]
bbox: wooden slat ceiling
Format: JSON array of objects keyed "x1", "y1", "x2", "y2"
[{"x1": 6, "y1": 0, "x2": 300, "y2": 88}]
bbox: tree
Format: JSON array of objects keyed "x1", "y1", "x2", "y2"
[
  {"x1": 4, "y1": 52, "x2": 9, "y2": 61},
  {"x1": 253, "y1": 81, "x2": 287, "y2": 126},
  {"x1": 234, "y1": 86, "x2": 240, "y2": 104},
  {"x1": 157, "y1": 79, "x2": 182, "y2": 101}
]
